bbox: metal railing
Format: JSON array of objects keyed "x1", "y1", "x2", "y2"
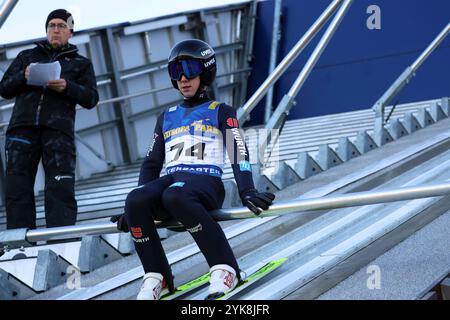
[
  {"x1": 260, "y1": 0, "x2": 352, "y2": 166},
  {"x1": 264, "y1": 0, "x2": 283, "y2": 123},
  {"x1": 2, "y1": 180, "x2": 450, "y2": 250},
  {"x1": 372, "y1": 22, "x2": 450, "y2": 135},
  {"x1": 236, "y1": 0, "x2": 344, "y2": 123},
  {"x1": 0, "y1": 0, "x2": 18, "y2": 29}
]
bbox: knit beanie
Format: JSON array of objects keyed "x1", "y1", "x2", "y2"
[{"x1": 45, "y1": 9, "x2": 74, "y2": 32}]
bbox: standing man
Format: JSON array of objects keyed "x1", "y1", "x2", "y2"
[{"x1": 0, "y1": 9, "x2": 99, "y2": 230}]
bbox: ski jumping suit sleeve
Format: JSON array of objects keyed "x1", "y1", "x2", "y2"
[
  {"x1": 218, "y1": 103, "x2": 256, "y2": 197},
  {"x1": 138, "y1": 112, "x2": 166, "y2": 185}
]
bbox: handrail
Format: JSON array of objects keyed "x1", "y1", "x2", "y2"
[
  {"x1": 372, "y1": 22, "x2": 450, "y2": 134},
  {"x1": 0, "y1": 0, "x2": 18, "y2": 29},
  {"x1": 236, "y1": 0, "x2": 344, "y2": 123},
  {"x1": 260, "y1": 0, "x2": 353, "y2": 167},
  {"x1": 2, "y1": 180, "x2": 450, "y2": 249}
]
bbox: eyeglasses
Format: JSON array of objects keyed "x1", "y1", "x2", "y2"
[
  {"x1": 168, "y1": 59, "x2": 203, "y2": 81},
  {"x1": 47, "y1": 23, "x2": 68, "y2": 30}
]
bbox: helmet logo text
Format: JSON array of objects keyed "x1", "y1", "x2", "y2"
[
  {"x1": 204, "y1": 58, "x2": 216, "y2": 68},
  {"x1": 201, "y1": 49, "x2": 213, "y2": 56}
]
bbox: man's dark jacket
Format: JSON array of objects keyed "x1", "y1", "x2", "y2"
[{"x1": 0, "y1": 41, "x2": 99, "y2": 137}]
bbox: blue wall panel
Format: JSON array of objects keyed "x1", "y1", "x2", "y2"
[{"x1": 246, "y1": 0, "x2": 450, "y2": 125}]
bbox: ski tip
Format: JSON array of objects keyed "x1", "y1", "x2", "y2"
[{"x1": 271, "y1": 258, "x2": 288, "y2": 265}]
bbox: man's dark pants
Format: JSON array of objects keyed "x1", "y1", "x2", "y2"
[{"x1": 5, "y1": 126, "x2": 77, "y2": 229}]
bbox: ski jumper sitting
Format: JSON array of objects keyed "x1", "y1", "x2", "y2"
[{"x1": 112, "y1": 39, "x2": 275, "y2": 300}]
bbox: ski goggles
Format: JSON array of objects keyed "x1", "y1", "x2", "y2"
[{"x1": 168, "y1": 59, "x2": 203, "y2": 81}]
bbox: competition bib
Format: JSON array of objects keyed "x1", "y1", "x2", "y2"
[{"x1": 163, "y1": 101, "x2": 225, "y2": 177}]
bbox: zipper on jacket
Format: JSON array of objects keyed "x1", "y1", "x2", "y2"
[
  {"x1": 36, "y1": 42, "x2": 78, "y2": 62},
  {"x1": 33, "y1": 44, "x2": 78, "y2": 125},
  {"x1": 36, "y1": 91, "x2": 45, "y2": 125},
  {"x1": 53, "y1": 49, "x2": 78, "y2": 61}
]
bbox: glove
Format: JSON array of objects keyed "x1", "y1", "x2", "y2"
[
  {"x1": 241, "y1": 189, "x2": 275, "y2": 216},
  {"x1": 110, "y1": 214, "x2": 129, "y2": 233}
]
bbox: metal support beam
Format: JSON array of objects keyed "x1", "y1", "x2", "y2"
[
  {"x1": 386, "y1": 118, "x2": 408, "y2": 140},
  {"x1": 416, "y1": 108, "x2": 435, "y2": 128},
  {"x1": 295, "y1": 152, "x2": 322, "y2": 179},
  {"x1": 429, "y1": 101, "x2": 446, "y2": 122},
  {"x1": 238, "y1": 0, "x2": 258, "y2": 108},
  {"x1": 264, "y1": 0, "x2": 283, "y2": 123},
  {"x1": 78, "y1": 236, "x2": 123, "y2": 273},
  {"x1": 402, "y1": 112, "x2": 422, "y2": 134},
  {"x1": 103, "y1": 28, "x2": 137, "y2": 163},
  {"x1": 337, "y1": 137, "x2": 360, "y2": 162},
  {"x1": 270, "y1": 161, "x2": 301, "y2": 190},
  {"x1": 259, "y1": 0, "x2": 353, "y2": 166},
  {"x1": 440, "y1": 97, "x2": 450, "y2": 116},
  {"x1": 373, "y1": 23, "x2": 450, "y2": 133},
  {"x1": 355, "y1": 130, "x2": 377, "y2": 154},
  {"x1": 317, "y1": 144, "x2": 343, "y2": 171},
  {"x1": 237, "y1": 0, "x2": 344, "y2": 123},
  {"x1": 0, "y1": 0, "x2": 18, "y2": 29},
  {"x1": 251, "y1": 164, "x2": 280, "y2": 193},
  {"x1": 372, "y1": 126, "x2": 394, "y2": 147},
  {"x1": 197, "y1": 11, "x2": 219, "y2": 100},
  {"x1": 117, "y1": 233, "x2": 135, "y2": 255},
  {"x1": 33, "y1": 250, "x2": 73, "y2": 292},
  {"x1": 0, "y1": 268, "x2": 36, "y2": 300},
  {"x1": 101, "y1": 233, "x2": 135, "y2": 255}
]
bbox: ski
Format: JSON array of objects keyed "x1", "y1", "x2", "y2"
[
  {"x1": 162, "y1": 258, "x2": 287, "y2": 300},
  {"x1": 212, "y1": 258, "x2": 288, "y2": 300},
  {"x1": 161, "y1": 272, "x2": 210, "y2": 300}
]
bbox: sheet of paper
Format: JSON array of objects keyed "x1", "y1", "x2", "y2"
[{"x1": 26, "y1": 61, "x2": 61, "y2": 87}]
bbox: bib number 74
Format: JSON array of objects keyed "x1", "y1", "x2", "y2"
[{"x1": 170, "y1": 142, "x2": 206, "y2": 161}]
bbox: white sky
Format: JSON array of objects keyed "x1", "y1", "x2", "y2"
[{"x1": 0, "y1": 0, "x2": 249, "y2": 45}]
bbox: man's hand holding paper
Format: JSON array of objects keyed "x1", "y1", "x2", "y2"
[
  {"x1": 26, "y1": 61, "x2": 62, "y2": 87},
  {"x1": 47, "y1": 79, "x2": 67, "y2": 92}
]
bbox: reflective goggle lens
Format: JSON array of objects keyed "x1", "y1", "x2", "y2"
[{"x1": 168, "y1": 59, "x2": 203, "y2": 80}]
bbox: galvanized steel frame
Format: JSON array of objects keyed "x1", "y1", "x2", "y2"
[{"x1": 372, "y1": 22, "x2": 450, "y2": 136}]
